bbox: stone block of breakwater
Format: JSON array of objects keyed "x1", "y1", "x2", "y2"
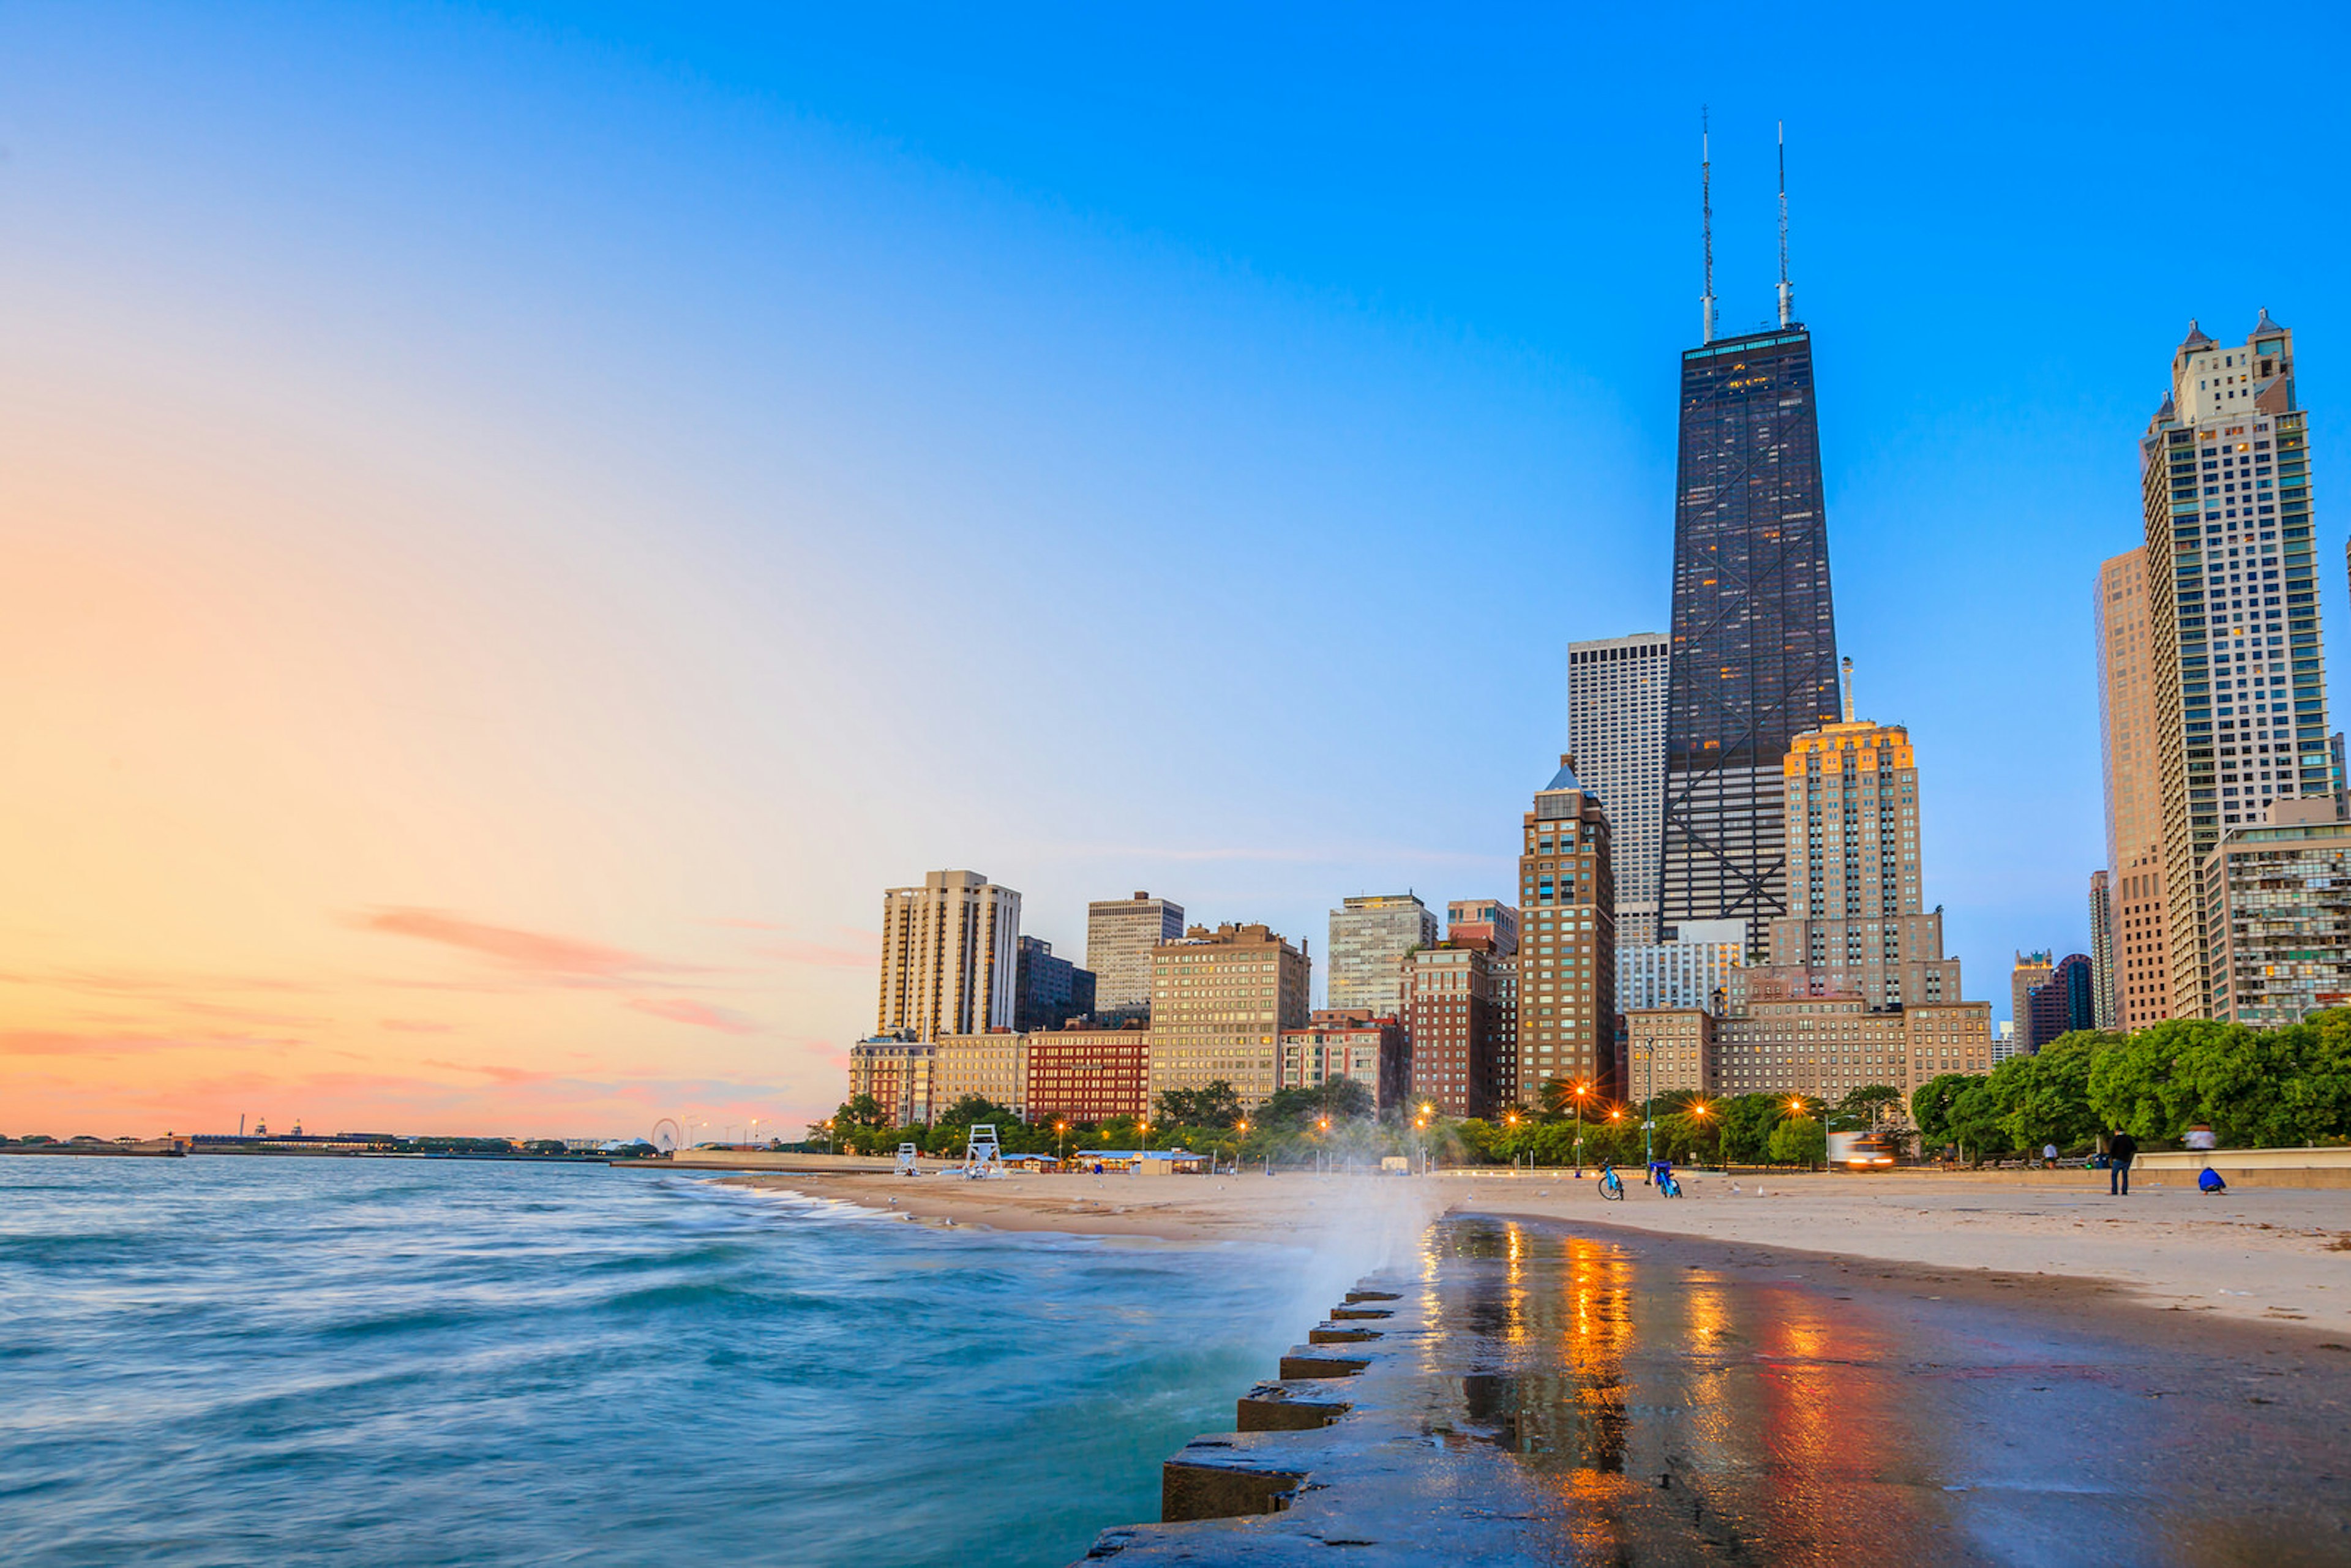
[
  {"x1": 1160, "y1": 1434, "x2": 1312, "y2": 1521},
  {"x1": 1235, "y1": 1381, "x2": 1352, "y2": 1432},
  {"x1": 1305, "y1": 1324, "x2": 1382, "y2": 1345},
  {"x1": 1327, "y1": 1304, "x2": 1394, "y2": 1321}
]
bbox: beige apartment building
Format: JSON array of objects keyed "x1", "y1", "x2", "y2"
[
  {"x1": 1147, "y1": 923, "x2": 1310, "y2": 1104},
  {"x1": 1638, "y1": 996, "x2": 1993, "y2": 1105},
  {"x1": 1625, "y1": 1008, "x2": 1714, "y2": 1098},
  {"x1": 2097, "y1": 546, "x2": 2172, "y2": 1026},
  {"x1": 876, "y1": 870, "x2": 1021, "y2": 1040},
  {"x1": 1733, "y1": 692, "x2": 1966, "y2": 1012},
  {"x1": 931, "y1": 1031, "x2": 1029, "y2": 1120}
]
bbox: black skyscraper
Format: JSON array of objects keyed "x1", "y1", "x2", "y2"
[{"x1": 1659, "y1": 324, "x2": 1841, "y2": 952}]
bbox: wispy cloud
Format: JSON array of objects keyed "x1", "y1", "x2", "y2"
[
  {"x1": 380, "y1": 1018, "x2": 455, "y2": 1033},
  {"x1": 353, "y1": 907, "x2": 702, "y2": 983},
  {"x1": 0, "y1": 1026, "x2": 295, "y2": 1058},
  {"x1": 419, "y1": 1057, "x2": 554, "y2": 1086},
  {"x1": 626, "y1": 997, "x2": 756, "y2": 1035}
]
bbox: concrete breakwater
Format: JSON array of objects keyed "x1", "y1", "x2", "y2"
[{"x1": 1073, "y1": 1252, "x2": 1556, "y2": 1566}]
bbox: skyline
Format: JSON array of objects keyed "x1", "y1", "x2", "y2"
[{"x1": 6, "y1": 4, "x2": 2351, "y2": 1137}]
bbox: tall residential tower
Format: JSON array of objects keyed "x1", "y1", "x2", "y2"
[
  {"x1": 876, "y1": 870, "x2": 1021, "y2": 1041},
  {"x1": 2139, "y1": 313, "x2": 2326, "y2": 1018},
  {"x1": 2096, "y1": 546, "x2": 2170, "y2": 1027},
  {"x1": 1568, "y1": 633, "x2": 1670, "y2": 945}
]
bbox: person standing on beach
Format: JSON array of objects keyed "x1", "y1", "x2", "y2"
[{"x1": 2108, "y1": 1129, "x2": 2137, "y2": 1196}]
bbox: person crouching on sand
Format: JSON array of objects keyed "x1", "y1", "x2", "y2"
[{"x1": 2107, "y1": 1128, "x2": 2137, "y2": 1196}]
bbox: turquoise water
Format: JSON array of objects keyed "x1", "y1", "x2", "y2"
[{"x1": 0, "y1": 1158, "x2": 1309, "y2": 1566}]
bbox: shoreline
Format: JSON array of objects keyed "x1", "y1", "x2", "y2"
[{"x1": 719, "y1": 1166, "x2": 2351, "y2": 1335}]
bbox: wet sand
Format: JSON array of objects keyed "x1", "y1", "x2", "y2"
[
  {"x1": 1420, "y1": 1214, "x2": 2351, "y2": 1566},
  {"x1": 728, "y1": 1166, "x2": 2351, "y2": 1336}
]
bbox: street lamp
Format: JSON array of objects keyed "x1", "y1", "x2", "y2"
[
  {"x1": 1572, "y1": 1082, "x2": 1591, "y2": 1178},
  {"x1": 1055, "y1": 1119, "x2": 1068, "y2": 1169}
]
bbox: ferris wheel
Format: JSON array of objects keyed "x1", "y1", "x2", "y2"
[{"x1": 650, "y1": 1118, "x2": 683, "y2": 1153}]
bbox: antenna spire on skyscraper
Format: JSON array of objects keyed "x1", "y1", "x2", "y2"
[
  {"x1": 1777, "y1": 120, "x2": 1793, "y2": 329},
  {"x1": 1701, "y1": 108, "x2": 1717, "y2": 345}
]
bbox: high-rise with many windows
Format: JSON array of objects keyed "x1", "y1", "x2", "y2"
[
  {"x1": 2140, "y1": 313, "x2": 2327, "y2": 1018},
  {"x1": 1514, "y1": 758, "x2": 1617, "y2": 1100},
  {"x1": 876, "y1": 870, "x2": 1021, "y2": 1040},
  {"x1": 1661, "y1": 326, "x2": 1842, "y2": 958},
  {"x1": 1146, "y1": 923, "x2": 1310, "y2": 1103},
  {"x1": 2096, "y1": 546, "x2": 2172, "y2": 1027},
  {"x1": 1568, "y1": 633, "x2": 1670, "y2": 945},
  {"x1": 1086, "y1": 891, "x2": 1184, "y2": 1021},
  {"x1": 1728, "y1": 699, "x2": 1965, "y2": 1013},
  {"x1": 1327, "y1": 893, "x2": 1438, "y2": 1015}
]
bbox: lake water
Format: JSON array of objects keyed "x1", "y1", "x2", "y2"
[{"x1": 0, "y1": 1157, "x2": 1329, "y2": 1567}]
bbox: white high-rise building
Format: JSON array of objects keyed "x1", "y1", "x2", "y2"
[
  {"x1": 1569, "y1": 632, "x2": 1669, "y2": 945},
  {"x1": 876, "y1": 870, "x2": 1021, "y2": 1041},
  {"x1": 1327, "y1": 893, "x2": 1438, "y2": 1015},
  {"x1": 1616, "y1": 918, "x2": 1745, "y2": 1012},
  {"x1": 2140, "y1": 312, "x2": 2327, "y2": 1018}
]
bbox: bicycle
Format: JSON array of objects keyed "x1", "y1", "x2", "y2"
[
  {"x1": 1657, "y1": 1171, "x2": 1683, "y2": 1198},
  {"x1": 1597, "y1": 1161, "x2": 1625, "y2": 1201}
]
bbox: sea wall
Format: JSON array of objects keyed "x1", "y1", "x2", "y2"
[{"x1": 1073, "y1": 1274, "x2": 1547, "y2": 1566}]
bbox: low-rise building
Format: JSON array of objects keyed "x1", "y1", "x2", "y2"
[
  {"x1": 1279, "y1": 1011, "x2": 1408, "y2": 1111},
  {"x1": 932, "y1": 1030, "x2": 1029, "y2": 1120},
  {"x1": 1625, "y1": 1007, "x2": 1715, "y2": 1097},
  {"x1": 2200, "y1": 800, "x2": 2351, "y2": 1026},
  {"x1": 849, "y1": 1037, "x2": 934, "y2": 1126},
  {"x1": 1024, "y1": 1024, "x2": 1150, "y2": 1124},
  {"x1": 1636, "y1": 996, "x2": 1993, "y2": 1107}
]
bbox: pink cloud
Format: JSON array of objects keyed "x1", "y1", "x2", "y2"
[
  {"x1": 354, "y1": 907, "x2": 698, "y2": 981},
  {"x1": 419, "y1": 1057, "x2": 553, "y2": 1086},
  {"x1": 626, "y1": 997, "x2": 756, "y2": 1035}
]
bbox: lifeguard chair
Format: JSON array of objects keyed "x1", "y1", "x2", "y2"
[
  {"x1": 961, "y1": 1124, "x2": 1005, "y2": 1179},
  {"x1": 894, "y1": 1142, "x2": 922, "y2": 1177}
]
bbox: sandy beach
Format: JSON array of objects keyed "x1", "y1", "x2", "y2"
[{"x1": 727, "y1": 1165, "x2": 2351, "y2": 1335}]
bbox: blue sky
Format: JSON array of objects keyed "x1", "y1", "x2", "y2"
[{"x1": 4, "y1": 2, "x2": 2349, "y2": 1131}]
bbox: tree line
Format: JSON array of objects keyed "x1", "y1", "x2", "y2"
[{"x1": 1911, "y1": 1012, "x2": 2351, "y2": 1161}]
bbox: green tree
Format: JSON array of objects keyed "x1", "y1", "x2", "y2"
[
  {"x1": 1767, "y1": 1114, "x2": 1826, "y2": 1167},
  {"x1": 1156, "y1": 1080, "x2": 1246, "y2": 1129},
  {"x1": 1254, "y1": 1078, "x2": 1374, "y2": 1130},
  {"x1": 1716, "y1": 1093, "x2": 1782, "y2": 1165},
  {"x1": 1910, "y1": 1073, "x2": 1978, "y2": 1147},
  {"x1": 1832, "y1": 1084, "x2": 1905, "y2": 1132},
  {"x1": 1994, "y1": 1033, "x2": 2113, "y2": 1153}
]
